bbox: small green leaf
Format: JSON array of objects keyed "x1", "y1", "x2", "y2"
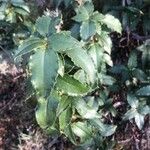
[
  {"x1": 14, "y1": 7, "x2": 30, "y2": 16},
  {"x1": 98, "y1": 32, "x2": 112, "y2": 55},
  {"x1": 66, "y1": 48, "x2": 96, "y2": 84},
  {"x1": 132, "y1": 69, "x2": 146, "y2": 81},
  {"x1": 80, "y1": 20, "x2": 96, "y2": 40},
  {"x1": 72, "y1": 121, "x2": 92, "y2": 143},
  {"x1": 59, "y1": 106, "x2": 76, "y2": 145},
  {"x1": 58, "y1": 55, "x2": 65, "y2": 76},
  {"x1": 91, "y1": 119, "x2": 117, "y2": 136},
  {"x1": 99, "y1": 75, "x2": 116, "y2": 85},
  {"x1": 73, "y1": 98, "x2": 99, "y2": 119},
  {"x1": 74, "y1": 69, "x2": 88, "y2": 84},
  {"x1": 102, "y1": 14, "x2": 122, "y2": 34},
  {"x1": 35, "y1": 16, "x2": 52, "y2": 36},
  {"x1": 110, "y1": 65, "x2": 127, "y2": 74},
  {"x1": 73, "y1": 1, "x2": 94, "y2": 22},
  {"x1": 123, "y1": 108, "x2": 137, "y2": 120},
  {"x1": 29, "y1": 48, "x2": 58, "y2": 97},
  {"x1": 47, "y1": 96, "x2": 59, "y2": 126},
  {"x1": 83, "y1": 1, "x2": 94, "y2": 15},
  {"x1": 72, "y1": 5, "x2": 90, "y2": 22},
  {"x1": 35, "y1": 95, "x2": 58, "y2": 133},
  {"x1": 128, "y1": 51, "x2": 137, "y2": 69},
  {"x1": 135, "y1": 113, "x2": 144, "y2": 130},
  {"x1": 88, "y1": 43, "x2": 103, "y2": 72},
  {"x1": 127, "y1": 94, "x2": 139, "y2": 108},
  {"x1": 59, "y1": 106, "x2": 72, "y2": 131},
  {"x1": 45, "y1": 125, "x2": 59, "y2": 136},
  {"x1": 137, "y1": 40, "x2": 150, "y2": 69},
  {"x1": 91, "y1": 11, "x2": 104, "y2": 23},
  {"x1": 139, "y1": 105, "x2": 150, "y2": 115},
  {"x1": 136, "y1": 85, "x2": 150, "y2": 97},
  {"x1": 48, "y1": 17, "x2": 61, "y2": 35},
  {"x1": 56, "y1": 75, "x2": 90, "y2": 96},
  {"x1": 16, "y1": 37, "x2": 44, "y2": 57},
  {"x1": 56, "y1": 96, "x2": 72, "y2": 117},
  {"x1": 103, "y1": 53, "x2": 113, "y2": 66},
  {"x1": 35, "y1": 97, "x2": 47, "y2": 129},
  {"x1": 50, "y1": 31, "x2": 82, "y2": 52}
]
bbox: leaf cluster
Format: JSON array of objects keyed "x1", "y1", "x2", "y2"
[{"x1": 0, "y1": 0, "x2": 149, "y2": 149}]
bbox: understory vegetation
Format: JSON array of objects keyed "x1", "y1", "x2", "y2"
[{"x1": 0, "y1": 0, "x2": 150, "y2": 149}]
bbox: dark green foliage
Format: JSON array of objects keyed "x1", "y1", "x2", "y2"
[{"x1": 0, "y1": 0, "x2": 149, "y2": 149}]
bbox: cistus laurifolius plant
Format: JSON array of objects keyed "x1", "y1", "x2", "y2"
[{"x1": 13, "y1": 0, "x2": 150, "y2": 149}]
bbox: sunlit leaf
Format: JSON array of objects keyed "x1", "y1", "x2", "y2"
[
  {"x1": 56, "y1": 75, "x2": 90, "y2": 96},
  {"x1": 72, "y1": 121, "x2": 92, "y2": 143},
  {"x1": 135, "y1": 113, "x2": 144, "y2": 130},
  {"x1": 50, "y1": 31, "x2": 82, "y2": 52},
  {"x1": 80, "y1": 20, "x2": 96, "y2": 40},
  {"x1": 136, "y1": 85, "x2": 150, "y2": 97},
  {"x1": 90, "y1": 119, "x2": 117, "y2": 136},
  {"x1": 29, "y1": 48, "x2": 58, "y2": 97},
  {"x1": 127, "y1": 94, "x2": 139, "y2": 108},
  {"x1": 102, "y1": 14, "x2": 122, "y2": 33},
  {"x1": 59, "y1": 106, "x2": 76, "y2": 145},
  {"x1": 16, "y1": 37, "x2": 44, "y2": 57},
  {"x1": 35, "y1": 16, "x2": 52, "y2": 36}
]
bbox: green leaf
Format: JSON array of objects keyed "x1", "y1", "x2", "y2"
[
  {"x1": 66, "y1": 48, "x2": 96, "y2": 84},
  {"x1": 73, "y1": 1, "x2": 94, "y2": 22},
  {"x1": 73, "y1": 98, "x2": 99, "y2": 119},
  {"x1": 98, "y1": 32, "x2": 112, "y2": 55},
  {"x1": 59, "y1": 106, "x2": 76, "y2": 145},
  {"x1": 134, "y1": 113, "x2": 144, "y2": 130},
  {"x1": 123, "y1": 108, "x2": 137, "y2": 120},
  {"x1": 80, "y1": 20, "x2": 96, "y2": 40},
  {"x1": 47, "y1": 17, "x2": 61, "y2": 35},
  {"x1": 127, "y1": 94, "x2": 139, "y2": 108},
  {"x1": 56, "y1": 75, "x2": 90, "y2": 96},
  {"x1": 29, "y1": 48, "x2": 58, "y2": 97},
  {"x1": 142, "y1": 48, "x2": 150, "y2": 69},
  {"x1": 59, "y1": 106, "x2": 72, "y2": 132},
  {"x1": 35, "y1": 95, "x2": 58, "y2": 133},
  {"x1": 72, "y1": 5, "x2": 90, "y2": 22},
  {"x1": 47, "y1": 96, "x2": 58, "y2": 126},
  {"x1": 45, "y1": 125, "x2": 59, "y2": 136},
  {"x1": 11, "y1": 0, "x2": 28, "y2": 8},
  {"x1": 74, "y1": 69, "x2": 88, "y2": 84},
  {"x1": 14, "y1": 7, "x2": 30, "y2": 16},
  {"x1": 132, "y1": 69, "x2": 146, "y2": 81},
  {"x1": 58, "y1": 55, "x2": 65, "y2": 76},
  {"x1": 136, "y1": 85, "x2": 150, "y2": 97},
  {"x1": 99, "y1": 75, "x2": 116, "y2": 85},
  {"x1": 56, "y1": 96, "x2": 72, "y2": 117},
  {"x1": 35, "y1": 16, "x2": 52, "y2": 36},
  {"x1": 35, "y1": 97, "x2": 48, "y2": 129},
  {"x1": 139, "y1": 105, "x2": 150, "y2": 115},
  {"x1": 103, "y1": 53, "x2": 113, "y2": 66},
  {"x1": 49, "y1": 31, "x2": 82, "y2": 52},
  {"x1": 72, "y1": 121, "x2": 92, "y2": 143},
  {"x1": 110, "y1": 65, "x2": 127, "y2": 74},
  {"x1": 83, "y1": 1, "x2": 94, "y2": 15},
  {"x1": 137, "y1": 40, "x2": 150, "y2": 69},
  {"x1": 88, "y1": 43, "x2": 103, "y2": 72},
  {"x1": 90, "y1": 119, "x2": 117, "y2": 136},
  {"x1": 16, "y1": 37, "x2": 44, "y2": 57},
  {"x1": 102, "y1": 14, "x2": 122, "y2": 34},
  {"x1": 35, "y1": 94, "x2": 58, "y2": 135},
  {"x1": 128, "y1": 51, "x2": 137, "y2": 69},
  {"x1": 91, "y1": 11, "x2": 104, "y2": 23}
]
